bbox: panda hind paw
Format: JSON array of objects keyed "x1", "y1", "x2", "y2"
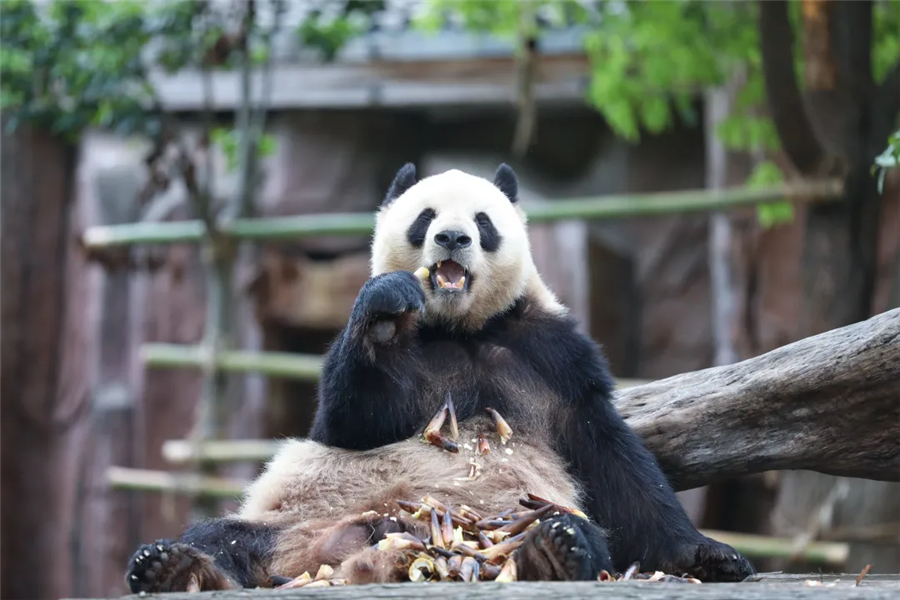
[
  {"x1": 515, "y1": 513, "x2": 612, "y2": 581},
  {"x1": 125, "y1": 540, "x2": 234, "y2": 593}
]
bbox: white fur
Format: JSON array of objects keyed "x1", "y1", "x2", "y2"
[{"x1": 370, "y1": 169, "x2": 565, "y2": 331}]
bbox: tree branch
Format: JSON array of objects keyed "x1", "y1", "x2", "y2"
[
  {"x1": 757, "y1": 0, "x2": 830, "y2": 175},
  {"x1": 616, "y1": 307, "x2": 900, "y2": 492}
]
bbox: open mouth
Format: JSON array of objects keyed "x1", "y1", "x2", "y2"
[{"x1": 430, "y1": 260, "x2": 470, "y2": 293}]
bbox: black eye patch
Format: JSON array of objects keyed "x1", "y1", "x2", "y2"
[
  {"x1": 476, "y1": 212, "x2": 501, "y2": 252},
  {"x1": 406, "y1": 208, "x2": 436, "y2": 248}
]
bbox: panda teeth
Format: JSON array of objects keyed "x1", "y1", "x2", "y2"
[{"x1": 437, "y1": 274, "x2": 448, "y2": 288}]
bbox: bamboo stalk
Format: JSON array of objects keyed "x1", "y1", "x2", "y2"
[
  {"x1": 81, "y1": 180, "x2": 843, "y2": 249},
  {"x1": 142, "y1": 344, "x2": 647, "y2": 387},
  {"x1": 699, "y1": 529, "x2": 849, "y2": 566},
  {"x1": 142, "y1": 343, "x2": 324, "y2": 380},
  {"x1": 162, "y1": 439, "x2": 282, "y2": 465},
  {"x1": 107, "y1": 466, "x2": 246, "y2": 498}
]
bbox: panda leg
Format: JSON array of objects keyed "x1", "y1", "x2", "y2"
[
  {"x1": 125, "y1": 518, "x2": 281, "y2": 593},
  {"x1": 515, "y1": 513, "x2": 613, "y2": 581}
]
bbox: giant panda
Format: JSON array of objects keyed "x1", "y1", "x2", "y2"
[{"x1": 125, "y1": 164, "x2": 754, "y2": 593}]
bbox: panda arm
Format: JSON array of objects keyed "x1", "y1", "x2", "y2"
[
  {"x1": 513, "y1": 315, "x2": 739, "y2": 575},
  {"x1": 309, "y1": 272, "x2": 429, "y2": 451},
  {"x1": 310, "y1": 324, "x2": 425, "y2": 450}
]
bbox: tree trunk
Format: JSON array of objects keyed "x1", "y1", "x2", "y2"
[
  {"x1": 705, "y1": 84, "x2": 740, "y2": 368},
  {"x1": 71, "y1": 166, "x2": 144, "y2": 598},
  {"x1": 616, "y1": 307, "x2": 899, "y2": 492},
  {"x1": 758, "y1": 0, "x2": 900, "y2": 574},
  {"x1": 0, "y1": 124, "x2": 91, "y2": 600}
]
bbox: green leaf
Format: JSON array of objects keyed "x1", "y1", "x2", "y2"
[
  {"x1": 757, "y1": 201, "x2": 794, "y2": 229},
  {"x1": 746, "y1": 160, "x2": 792, "y2": 228}
]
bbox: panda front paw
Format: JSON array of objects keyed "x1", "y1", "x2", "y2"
[
  {"x1": 515, "y1": 514, "x2": 613, "y2": 581},
  {"x1": 351, "y1": 271, "x2": 426, "y2": 343},
  {"x1": 126, "y1": 539, "x2": 234, "y2": 593}
]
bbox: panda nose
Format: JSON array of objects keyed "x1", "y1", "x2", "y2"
[{"x1": 434, "y1": 230, "x2": 472, "y2": 250}]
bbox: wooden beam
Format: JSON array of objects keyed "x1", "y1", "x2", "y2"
[
  {"x1": 141, "y1": 344, "x2": 324, "y2": 381},
  {"x1": 142, "y1": 343, "x2": 649, "y2": 387},
  {"x1": 162, "y1": 439, "x2": 282, "y2": 465},
  {"x1": 63, "y1": 572, "x2": 900, "y2": 600},
  {"x1": 106, "y1": 466, "x2": 245, "y2": 498}
]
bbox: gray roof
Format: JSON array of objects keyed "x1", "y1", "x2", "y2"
[
  {"x1": 247, "y1": 0, "x2": 599, "y2": 64},
  {"x1": 157, "y1": 0, "x2": 605, "y2": 110}
]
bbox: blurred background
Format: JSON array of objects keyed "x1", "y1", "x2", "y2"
[{"x1": 1, "y1": 1, "x2": 898, "y2": 599}]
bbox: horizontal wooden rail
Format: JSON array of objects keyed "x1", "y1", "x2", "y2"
[
  {"x1": 107, "y1": 466, "x2": 245, "y2": 498},
  {"x1": 142, "y1": 343, "x2": 324, "y2": 381},
  {"x1": 162, "y1": 438, "x2": 283, "y2": 465},
  {"x1": 142, "y1": 343, "x2": 649, "y2": 386},
  {"x1": 82, "y1": 180, "x2": 843, "y2": 249}
]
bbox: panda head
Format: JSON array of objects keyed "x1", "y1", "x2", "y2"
[{"x1": 371, "y1": 163, "x2": 552, "y2": 330}]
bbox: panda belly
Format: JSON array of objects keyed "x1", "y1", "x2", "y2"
[
  {"x1": 239, "y1": 417, "x2": 583, "y2": 525},
  {"x1": 235, "y1": 418, "x2": 583, "y2": 578}
]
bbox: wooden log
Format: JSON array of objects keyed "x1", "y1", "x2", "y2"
[
  {"x1": 64, "y1": 572, "x2": 900, "y2": 600},
  {"x1": 617, "y1": 307, "x2": 900, "y2": 492}
]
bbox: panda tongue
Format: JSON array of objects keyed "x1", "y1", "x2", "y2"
[{"x1": 437, "y1": 261, "x2": 465, "y2": 288}]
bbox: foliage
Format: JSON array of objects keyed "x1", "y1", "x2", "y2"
[
  {"x1": 0, "y1": 0, "x2": 384, "y2": 139},
  {"x1": 746, "y1": 160, "x2": 794, "y2": 228},
  {"x1": 0, "y1": 0, "x2": 202, "y2": 140},
  {"x1": 296, "y1": 0, "x2": 386, "y2": 61},
  {"x1": 420, "y1": 0, "x2": 899, "y2": 227},
  {"x1": 873, "y1": 129, "x2": 900, "y2": 195},
  {"x1": 211, "y1": 127, "x2": 276, "y2": 172}
]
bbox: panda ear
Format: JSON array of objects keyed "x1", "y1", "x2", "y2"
[
  {"x1": 492, "y1": 163, "x2": 518, "y2": 204},
  {"x1": 382, "y1": 163, "x2": 417, "y2": 207}
]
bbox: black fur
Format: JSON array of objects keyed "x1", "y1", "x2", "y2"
[
  {"x1": 476, "y1": 212, "x2": 502, "y2": 252},
  {"x1": 382, "y1": 162, "x2": 417, "y2": 207},
  {"x1": 492, "y1": 163, "x2": 518, "y2": 203},
  {"x1": 311, "y1": 271, "x2": 427, "y2": 448},
  {"x1": 406, "y1": 208, "x2": 436, "y2": 248},
  {"x1": 311, "y1": 290, "x2": 755, "y2": 581}
]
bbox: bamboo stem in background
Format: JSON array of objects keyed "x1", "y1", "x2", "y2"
[
  {"x1": 141, "y1": 343, "x2": 648, "y2": 388},
  {"x1": 82, "y1": 180, "x2": 844, "y2": 249},
  {"x1": 142, "y1": 343, "x2": 324, "y2": 380}
]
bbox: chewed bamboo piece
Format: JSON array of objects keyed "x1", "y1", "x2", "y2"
[
  {"x1": 486, "y1": 408, "x2": 513, "y2": 444},
  {"x1": 422, "y1": 396, "x2": 459, "y2": 453}
]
